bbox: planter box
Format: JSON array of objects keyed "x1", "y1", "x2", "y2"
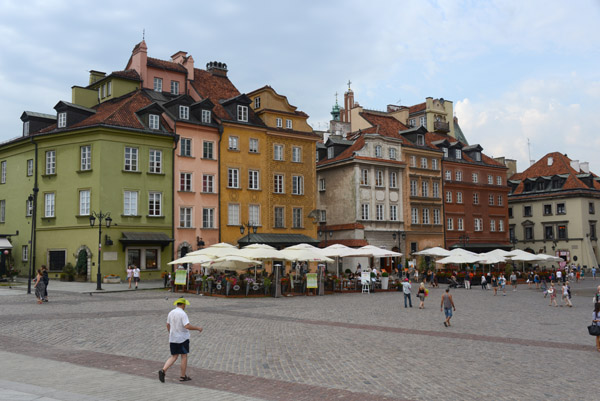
[
  {"x1": 103, "y1": 277, "x2": 121, "y2": 284},
  {"x1": 381, "y1": 277, "x2": 389, "y2": 290}
]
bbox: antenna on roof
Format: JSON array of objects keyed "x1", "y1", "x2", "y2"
[{"x1": 396, "y1": 98, "x2": 401, "y2": 105}]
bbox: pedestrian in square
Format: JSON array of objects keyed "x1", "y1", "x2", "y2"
[
  {"x1": 417, "y1": 282, "x2": 426, "y2": 309},
  {"x1": 548, "y1": 284, "x2": 558, "y2": 307},
  {"x1": 441, "y1": 288, "x2": 456, "y2": 327},
  {"x1": 133, "y1": 265, "x2": 141, "y2": 289},
  {"x1": 401, "y1": 278, "x2": 412, "y2": 308},
  {"x1": 159, "y1": 298, "x2": 203, "y2": 383},
  {"x1": 41, "y1": 265, "x2": 49, "y2": 302},
  {"x1": 34, "y1": 268, "x2": 46, "y2": 304},
  {"x1": 499, "y1": 274, "x2": 507, "y2": 296},
  {"x1": 510, "y1": 272, "x2": 518, "y2": 291},
  {"x1": 592, "y1": 266, "x2": 597, "y2": 280},
  {"x1": 562, "y1": 282, "x2": 572, "y2": 307},
  {"x1": 592, "y1": 303, "x2": 600, "y2": 352},
  {"x1": 491, "y1": 275, "x2": 498, "y2": 296},
  {"x1": 480, "y1": 274, "x2": 487, "y2": 290},
  {"x1": 464, "y1": 270, "x2": 471, "y2": 289},
  {"x1": 126, "y1": 265, "x2": 134, "y2": 289}
]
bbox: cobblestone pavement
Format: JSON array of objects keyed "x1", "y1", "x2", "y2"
[{"x1": 1, "y1": 278, "x2": 599, "y2": 400}]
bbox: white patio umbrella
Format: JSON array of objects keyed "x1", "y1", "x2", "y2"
[
  {"x1": 239, "y1": 244, "x2": 293, "y2": 278},
  {"x1": 348, "y1": 245, "x2": 402, "y2": 258},
  {"x1": 321, "y1": 244, "x2": 364, "y2": 277},
  {"x1": 414, "y1": 247, "x2": 451, "y2": 257},
  {"x1": 284, "y1": 243, "x2": 325, "y2": 253},
  {"x1": 505, "y1": 249, "x2": 547, "y2": 272},
  {"x1": 201, "y1": 255, "x2": 262, "y2": 271},
  {"x1": 187, "y1": 243, "x2": 241, "y2": 258},
  {"x1": 279, "y1": 248, "x2": 333, "y2": 263},
  {"x1": 168, "y1": 254, "x2": 214, "y2": 265},
  {"x1": 437, "y1": 252, "x2": 482, "y2": 265}
]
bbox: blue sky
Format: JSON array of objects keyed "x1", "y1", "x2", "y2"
[{"x1": 1, "y1": 0, "x2": 599, "y2": 172}]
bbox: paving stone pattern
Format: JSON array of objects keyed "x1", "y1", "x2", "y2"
[{"x1": 0, "y1": 280, "x2": 598, "y2": 400}]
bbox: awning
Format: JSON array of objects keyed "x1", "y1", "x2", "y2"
[
  {"x1": 119, "y1": 232, "x2": 174, "y2": 250},
  {"x1": 237, "y1": 233, "x2": 319, "y2": 249},
  {"x1": 0, "y1": 238, "x2": 12, "y2": 249}
]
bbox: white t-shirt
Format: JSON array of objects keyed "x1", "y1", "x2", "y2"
[
  {"x1": 556, "y1": 271, "x2": 562, "y2": 278},
  {"x1": 167, "y1": 307, "x2": 190, "y2": 344},
  {"x1": 126, "y1": 268, "x2": 133, "y2": 278},
  {"x1": 133, "y1": 268, "x2": 141, "y2": 278}
]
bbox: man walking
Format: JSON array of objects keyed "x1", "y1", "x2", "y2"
[
  {"x1": 464, "y1": 270, "x2": 471, "y2": 289},
  {"x1": 133, "y1": 265, "x2": 141, "y2": 289},
  {"x1": 41, "y1": 265, "x2": 49, "y2": 302},
  {"x1": 441, "y1": 288, "x2": 456, "y2": 327},
  {"x1": 159, "y1": 298, "x2": 203, "y2": 383},
  {"x1": 401, "y1": 278, "x2": 412, "y2": 308}
]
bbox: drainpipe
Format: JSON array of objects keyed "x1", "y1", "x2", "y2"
[
  {"x1": 217, "y1": 125, "x2": 223, "y2": 243},
  {"x1": 172, "y1": 132, "x2": 180, "y2": 270},
  {"x1": 27, "y1": 137, "x2": 39, "y2": 294}
]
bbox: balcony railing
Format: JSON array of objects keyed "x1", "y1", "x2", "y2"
[{"x1": 434, "y1": 121, "x2": 450, "y2": 132}]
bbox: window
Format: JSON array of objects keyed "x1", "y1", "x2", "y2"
[
  {"x1": 249, "y1": 204, "x2": 260, "y2": 226},
  {"x1": 420, "y1": 157, "x2": 428, "y2": 169},
  {"x1": 202, "y1": 175, "x2": 214, "y2": 193},
  {"x1": 228, "y1": 168, "x2": 240, "y2": 188},
  {"x1": 489, "y1": 195, "x2": 494, "y2": 205},
  {"x1": 389, "y1": 148, "x2": 397, "y2": 160},
  {"x1": 26, "y1": 198, "x2": 33, "y2": 216},
  {"x1": 590, "y1": 202, "x2": 595, "y2": 214},
  {"x1": 422, "y1": 208, "x2": 430, "y2": 224},
  {"x1": 455, "y1": 149, "x2": 461, "y2": 159},
  {"x1": 421, "y1": 181, "x2": 429, "y2": 197},
  {"x1": 170, "y1": 80, "x2": 179, "y2": 95},
  {"x1": 558, "y1": 225, "x2": 567, "y2": 239},
  {"x1": 148, "y1": 192, "x2": 162, "y2": 216},
  {"x1": 274, "y1": 207, "x2": 285, "y2": 228},
  {"x1": 419, "y1": 116, "x2": 426, "y2": 127},
  {"x1": 432, "y1": 159, "x2": 438, "y2": 170},
  {"x1": 180, "y1": 172, "x2": 192, "y2": 191},
  {"x1": 202, "y1": 208, "x2": 214, "y2": 228},
  {"x1": 22, "y1": 245, "x2": 28, "y2": 262},
  {"x1": 488, "y1": 174, "x2": 493, "y2": 185},
  {"x1": 523, "y1": 206, "x2": 532, "y2": 217},
  {"x1": 417, "y1": 134, "x2": 425, "y2": 146},
  {"x1": 180, "y1": 138, "x2": 192, "y2": 157},
  {"x1": 80, "y1": 146, "x2": 91, "y2": 171},
  {"x1": 433, "y1": 209, "x2": 441, "y2": 225},
  {"x1": 473, "y1": 193, "x2": 479, "y2": 205},
  {"x1": 44, "y1": 193, "x2": 55, "y2": 218},
  {"x1": 497, "y1": 176, "x2": 502, "y2": 186},
  {"x1": 292, "y1": 146, "x2": 301, "y2": 162},
  {"x1": 411, "y1": 208, "x2": 419, "y2": 224},
  {"x1": 409, "y1": 118, "x2": 415, "y2": 127},
  {"x1": 48, "y1": 250, "x2": 66, "y2": 271},
  {"x1": 525, "y1": 226, "x2": 533, "y2": 240},
  {"x1": 499, "y1": 220, "x2": 505, "y2": 232},
  {"x1": 433, "y1": 182, "x2": 440, "y2": 198},
  {"x1": 375, "y1": 145, "x2": 382, "y2": 158},
  {"x1": 0, "y1": 161, "x2": 5, "y2": 183},
  {"x1": 390, "y1": 205, "x2": 398, "y2": 221},
  {"x1": 490, "y1": 220, "x2": 496, "y2": 232},
  {"x1": 179, "y1": 105, "x2": 189, "y2": 120},
  {"x1": 249, "y1": 138, "x2": 259, "y2": 153},
  {"x1": 107, "y1": 82, "x2": 112, "y2": 96},
  {"x1": 446, "y1": 191, "x2": 452, "y2": 203},
  {"x1": 319, "y1": 178, "x2": 326, "y2": 191},
  {"x1": 292, "y1": 176, "x2": 304, "y2": 195},
  {"x1": 410, "y1": 180, "x2": 418, "y2": 196},
  {"x1": 544, "y1": 225, "x2": 554, "y2": 240},
  {"x1": 149, "y1": 150, "x2": 162, "y2": 173},
  {"x1": 23, "y1": 121, "x2": 30, "y2": 136},
  {"x1": 474, "y1": 152, "x2": 481, "y2": 161},
  {"x1": 390, "y1": 172, "x2": 398, "y2": 188},
  {"x1": 274, "y1": 144, "x2": 283, "y2": 161},
  {"x1": 445, "y1": 170, "x2": 451, "y2": 181},
  {"x1": 498, "y1": 195, "x2": 503, "y2": 206},
  {"x1": 180, "y1": 207, "x2": 192, "y2": 228},
  {"x1": 508, "y1": 207, "x2": 513, "y2": 218},
  {"x1": 361, "y1": 204, "x2": 370, "y2": 220},
  {"x1": 361, "y1": 169, "x2": 369, "y2": 186},
  {"x1": 375, "y1": 170, "x2": 384, "y2": 187},
  {"x1": 124, "y1": 191, "x2": 138, "y2": 216},
  {"x1": 457, "y1": 218, "x2": 464, "y2": 231},
  {"x1": 124, "y1": 147, "x2": 138, "y2": 171},
  {"x1": 318, "y1": 210, "x2": 326, "y2": 223},
  {"x1": 149, "y1": 114, "x2": 160, "y2": 130},
  {"x1": 237, "y1": 105, "x2": 248, "y2": 122},
  {"x1": 447, "y1": 217, "x2": 453, "y2": 230},
  {"x1": 153, "y1": 77, "x2": 163, "y2": 92},
  {"x1": 127, "y1": 248, "x2": 160, "y2": 270},
  {"x1": 0, "y1": 199, "x2": 4, "y2": 222},
  {"x1": 557, "y1": 203, "x2": 566, "y2": 215},
  {"x1": 543, "y1": 204, "x2": 552, "y2": 215},
  {"x1": 455, "y1": 171, "x2": 462, "y2": 181},
  {"x1": 203, "y1": 141, "x2": 213, "y2": 159},
  {"x1": 443, "y1": 148, "x2": 448, "y2": 158},
  {"x1": 58, "y1": 112, "x2": 66, "y2": 128},
  {"x1": 276, "y1": 118, "x2": 282, "y2": 128},
  {"x1": 228, "y1": 204, "x2": 240, "y2": 225},
  {"x1": 27, "y1": 159, "x2": 33, "y2": 176},
  {"x1": 79, "y1": 190, "x2": 90, "y2": 216},
  {"x1": 456, "y1": 192, "x2": 463, "y2": 204},
  {"x1": 286, "y1": 119, "x2": 292, "y2": 129},
  {"x1": 292, "y1": 208, "x2": 303, "y2": 228},
  {"x1": 376, "y1": 204, "x2": 384, "y2": 221},
  {"x1": 228, "y1": 136, "x2": 239, "y2": 150},
  {"x1": 248, "y1": 170, "x2": 260, "y2": 190},
  {"x1": 410, "y1": 156, "x2": 416, "y2": 167},
  {"x1": 45, "y1": 150, "x2": 56, "y2": 175},
  {"x1": 274, "y1": 174, "x2": 284, "y2": 193},
  {"x1": 254, "y1": 97, "x2": 261, "y2": 109},
  {"x1": 327, "y1": 147, "x2": 334, "y2": 159},
  {"x1": 472, "y1": 173, "x2": 478, "y2": 183},
  {"x1": 474, "y1": 218, "x2": 482, "y2": 231},
  {"x1": 201, "y1": 110, "x2": 211, "y2": 123}
]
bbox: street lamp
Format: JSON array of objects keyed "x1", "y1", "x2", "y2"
[
  {"x1": 240, "y1": 221, "x2": 258, "y2": 246},
  {"x1": 317, "y1": 229, "x2": 333, "y2": 246},
  {"x1": 459, "y1": 234, "x2": 470, "y2": 249},
  {"x1": 90, "y1": 211, "x2": 112, "y2": 290},
  {"x1": 392, "y1": 231, "x2": 406, "y2": 271},
  {"x1": 510, "y1": 235, "x2": 518, "y2": 250}
]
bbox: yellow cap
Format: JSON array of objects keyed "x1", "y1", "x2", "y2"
[{"x1": 173, "y1": 298, "x2": 190, "y2": 306}]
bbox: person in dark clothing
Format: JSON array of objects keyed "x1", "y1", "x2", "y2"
[{"x1": 41, "y1": 265, "x2": 49, "y2": 302}]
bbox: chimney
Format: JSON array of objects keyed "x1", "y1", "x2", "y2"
[
  {"x1": 580, "y1": 162, "x2": 590, "y2": 173},
  {"x1": 206, "y1": 61, "x2": 228, "y2": 77},
  {"x1": 129, "y1": 40, "x2": 148, "y2": 85},
  {"x1": 172, "y1": 51, "x2": 194, "y2": 81},
  {"x1": 570, "y1": 159, "x2": 580, "y2": 171},
  {"x1": 89, "y1": 70, "x2": 106, "y2": 85}
]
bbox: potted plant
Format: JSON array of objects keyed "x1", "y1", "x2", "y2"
[
  {"x1": 281, "y1": 276, "x2": 289, "y2": 294},
  {"x1": 263, "y1": 277, "x2": 272, "y2": 296},
  {"x1": 63, "y1": 263, "x2": 76, "y2": 282},
  {"x1": 381, "y1": 272, "x2": 389, "y2": 290}
]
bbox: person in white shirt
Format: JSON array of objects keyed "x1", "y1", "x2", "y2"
[
  {"x1": 133, "y1": 265, "x2": 141, "y2": 289},
  {"x1": 126, "y1": 265, "x2": 134, "y2": 289},
  {"x1": 159, "y1": 298, "x2": 203, "y2": 383},
  {"x1": 401, "y1": 278, "x2": 412, "y2": 308}
]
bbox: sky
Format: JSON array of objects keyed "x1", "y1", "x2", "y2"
[{"x1": 1, "y1": 0, "x2": 599, "y2": 173}]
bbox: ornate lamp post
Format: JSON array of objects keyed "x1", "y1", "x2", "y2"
[
  {"x1": 392, "y1": 231, "x2": 406, "y2": 271},
  {"x1": 511, "y1": 235, "x2": 518, "y2": 250},
  {"x1": 317, "y1": 229, "x2": 333, "y2": 247},
  {"x1": 240, "y1": 222, "x2": 258, "y2": 246},
  {"x1": 89, "y1": 211, "x2": 112, "y2": 290},
  {"x1": 459, "y1": 234, "x2": 470, "y2": 249}
]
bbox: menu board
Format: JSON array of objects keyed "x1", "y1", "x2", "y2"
[
  {"x1": 306, "y1": 273, "x2": 318, "y2": 288},
  {"x1": 174, "y1": 269, "x2": 187, "y2": 285},
  {"x1": 361, "y1": 271, "x2": 371, "y2": 285}
]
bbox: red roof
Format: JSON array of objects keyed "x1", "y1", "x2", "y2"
[
  {"x1": 147, "y1": 57, "x2": 187, "y2": 73},
  {"x1": 190, "y1": 68, "x2": 240, "y2": 119},
  {"x1": 110, "y1": 69, "x2": 140, "y2": 81},
  {"x1": 408, "y1": 102, "x2": 426, "y2": 114},
  {"x1": 427, "y1": 131, "x2": 505, "y2": 167}
]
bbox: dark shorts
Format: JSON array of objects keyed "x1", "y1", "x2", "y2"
[
  {"x1": 170, "y1": 339, "x2": 190, "y2": 355},
  {"x1": 134, "y1": 277, "x2": 140, "y2": 283}
]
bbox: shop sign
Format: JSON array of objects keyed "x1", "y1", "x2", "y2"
[{"x1": 174, "y1": 269, "x2": 187, "y2": 285}]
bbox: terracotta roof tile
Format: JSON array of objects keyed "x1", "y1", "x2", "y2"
[
  {"x1": 408, "y1": 102, "x2": 426, "y2": 114},
  {"x1": 147, "y1": 57, "x2": 187, "y2": 73},
  {"x1": 110, "y1": 69, "x2": 140, "y2": 81},
  {"x1": 190, "y1": 69, "x2": 240, "y2": 119}
]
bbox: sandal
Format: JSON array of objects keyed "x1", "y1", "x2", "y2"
[{"x1": 180, "y1": 375, "x2": 191, "y2": 382}]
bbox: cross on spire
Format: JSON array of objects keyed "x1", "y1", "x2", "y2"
[{"x1": 347, "y1": 80, "x2": 352, "y2": 90}]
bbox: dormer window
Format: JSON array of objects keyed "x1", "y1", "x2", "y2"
[
  {"x1": 276, "y1": 118, "x2": 282, "y2": 128},
  {"x1": 201, "y1": 110, "x2": 211, "y2": 123},
  {"x1": 107, "y1": 82, "x2": 112, "y2": 96},
  {"x1": 443, "y1": 148, "x2": 448, "y2": 158},
  {"x1": 179, "y1": 106, "x2": 189, "y2": 120},
  {"x1": 153, "y1": 77, "x2": 163, "y2": 92},
  {"x1": 254, "y1": 97, "x2": 261, "y2": 109},
  {"x1": 455, "y1": 149, "x2": 461, "y2": 159},
  {"x1": 57, "y1": 112, "x2": 67, "y2": 128},
  {"x1": 149, "y1": 114, "x2": 160, "y2": 130},
  {"x1": 23, "y1": 121, "x2": 29, "y2": 136},
  {"x1": 474, "y1": 152, "x2": 481, "y2": 161},
  {"x1": 375, "y1": 145, "x2": 382, "y2": 158},
  {"x1": 327, "y1": 147, "x2": 334, "y2": 159},
  {"x1": 417, "y1": 134, "x2": 424, "y2": 146},
  {"x1": 237, "y1": 105, "x2": 248, "y2": 122}
]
